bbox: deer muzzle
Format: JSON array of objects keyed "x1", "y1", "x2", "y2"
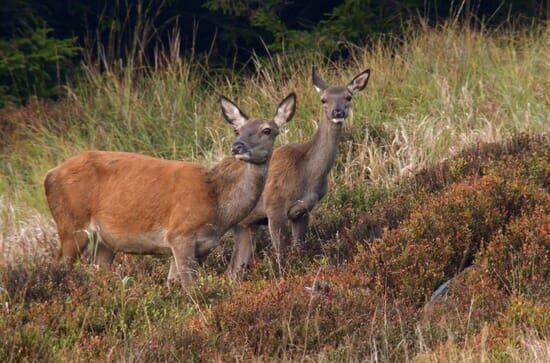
[
  {"x1": 331, "y1": 108, "x2": 347, "y2": 123},
  {"x1": 231, "y1": 141, "x2": 251, "y2": 160}
]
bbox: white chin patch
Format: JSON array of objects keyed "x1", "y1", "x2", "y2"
[
  {"x1": 332, "y1": 118, "x2": 345, "y2": 124},
  {"x1": 235, "y1": 152, "x2": 251, "y2": 161}
]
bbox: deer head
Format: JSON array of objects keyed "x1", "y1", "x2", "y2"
[
  {"x1": 312, "y1": 67, "x2": 370, "y2": 124},
  {"x1": 220, "y1": 93, "x2": 296, "y2": 164}
]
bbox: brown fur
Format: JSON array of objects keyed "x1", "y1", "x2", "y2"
[
  {"x1": 229, "y1": 68, "x2": 371, "y2": 275},
  {"x1": 46, "y1": 151, "x2": 216, "y2": 253},
  {"x1": 44, "y1": 94, "x2": 296, "y2": 287}
]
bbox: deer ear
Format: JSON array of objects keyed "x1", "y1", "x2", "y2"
[
  {"x1": 312, "y1": 66, "x2": 328, "y2": 93},
  {"x1": 220, "y1": 96, "x2": 248, "y2": 128},
  {"x1": 273, "y1": 92, "x2": 296, "y2": 127},
  {"x1": 347, "y1": 69, "x2": 371, "y2": 95}
]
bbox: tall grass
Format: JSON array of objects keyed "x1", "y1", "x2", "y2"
[{"x1": 1, "y1": 23, "x2": 548, "y2": 213}]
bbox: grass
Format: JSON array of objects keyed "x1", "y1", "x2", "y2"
[
  {"x1": 1, "y1": 23, "x2": 548, "y2": 212},
  {"x1": 0, "y1": 22, "x2": 549, "y2": 361}
]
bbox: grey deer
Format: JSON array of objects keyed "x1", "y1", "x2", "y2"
[{"x1": 228, "y1": 67, "x2": 371, "y2": 274}]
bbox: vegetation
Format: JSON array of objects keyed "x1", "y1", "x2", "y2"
[
  {"x1": 1, "y1": 135, "x2": 547, "y2": 361},
  {"x1": 0, "y1": 3, "x2": 78, "y2": 107},
  {"x1": 0, "y1": 20, "x2": 548, "y2": 361},
  {"x1": 1, "y1": 0, "x2": 547, "y2": 106}
]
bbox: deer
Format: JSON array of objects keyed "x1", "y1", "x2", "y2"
[
  {"x1": 228, "y1": 67, "x2": 370, "y2": 275},
  {"x1": 44, "y1": 93, "x2": 296, "y2": 287}
]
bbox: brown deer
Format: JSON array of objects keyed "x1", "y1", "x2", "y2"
[
  {"x1": 44, "y1": 93, "x2": 296, "y2": 286},
  {"x1": 229, "y1": 67, "x2": 370, "y2": 275}
]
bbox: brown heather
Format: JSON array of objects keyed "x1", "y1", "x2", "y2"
[{"x1": 0, "y1": 134, "x2": 546, "y2": 361}]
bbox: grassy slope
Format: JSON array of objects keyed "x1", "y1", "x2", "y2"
[
  {"x1": 0, "y1": 24, "x2": 549, "y2": 361},
  {"x1": 0, "y1": 135, "x2": 547, "y2": 361}
]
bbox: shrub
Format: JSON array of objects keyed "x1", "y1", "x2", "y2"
[
  {"x1": 478, "y1": 206, "x2": 550, "y2": 297},
  {"x1": 354, "y1": 173, "x2": 542, "y2": 303},
  {"x1": 0, "y1": 27, "x2": 78, "y2": 107}
]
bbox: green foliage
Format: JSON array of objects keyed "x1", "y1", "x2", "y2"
[
  {"x1": 312, "y1": 0, "x2": 413, "y2": 49},
  {"x1": 203, "y1": 0, "x2": 548, "y2": 54},
  {"x1": 203, "y1": 0, "x2": 415, "y2": 53},
  {"x1": 0, "y1": 27, "x2": 78, "y2": 107},
  {"x1": 0, "y1": 0, "x2": 79, "y2": 107},
  {"x1": 0, "y1": 0, "x2": 546, "y2": 107}
]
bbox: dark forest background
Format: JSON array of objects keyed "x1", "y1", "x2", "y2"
[{"x1": 0, "y1": 0, "x2": 548, "y2": 107}]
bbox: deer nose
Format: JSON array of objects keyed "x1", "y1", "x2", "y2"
[
  {"x1": 231, "y1": 141, "x2": 247, "y2": 155},
  {"x1": 332, "y1": 109, "x2": 346, "y2": 119}
]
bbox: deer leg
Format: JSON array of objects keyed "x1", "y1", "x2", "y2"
[
  {"x1": 167, "y1": 257, "x2": 177, "y2": 285},
  {"x1": 58, "y1": 228, "x2": 89, "y2": 264},
  {"x1": 267, "y1": 212, "x2": 290, "y2": 256},
  {"x1": 228, "y1": 224, "x2": 259, "y2": 277},
  {"x1": 291, "y1": 214, "x2": 309, "y2": 247},
  {"x1": 94, "y1": 243, "x2": 116, "y2": 269},
  {"x1": 287, "y1": 193, "x2": 319, "y2": 220},
  {"x1": 168, "y1": 238, "x2": 198, "y2": 288}
]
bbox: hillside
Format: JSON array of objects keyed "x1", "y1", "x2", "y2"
[
  {"x1": 0, "y1": 24, "x2": 549, "y2": 361},
  {"x1": 0, "y1": 135, "x2": 548, "y2": 361}
]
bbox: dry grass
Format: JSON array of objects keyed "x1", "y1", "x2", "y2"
[
  {"x1": 0, "y1": 198, "x2": 57, "y2": 265},
  {"x1": 413, "y1": 332, "x2": 550, "y2": 362}
]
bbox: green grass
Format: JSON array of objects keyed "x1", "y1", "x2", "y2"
[
  {"x1": 0, "y1": 22, "x2": 549, "y2": 361},
  {"x1": 1, "y1": 23, "x2": 548, "y2": 213}
]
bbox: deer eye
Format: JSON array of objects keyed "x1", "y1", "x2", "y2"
[
  {"x1": 321, "y1": 98, "x2": 327, "y2": 104},
  {"x1": 234, "y1": 129, "x2": 240, "y2": 136},
  {"x1": 262, "y1": 128, "x2": 271, "y2": 135},
  {"x1": 345, "y1": 95, "x2": 352, "y2": 101}
]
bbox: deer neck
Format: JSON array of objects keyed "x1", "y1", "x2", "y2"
[
  {"x1": 209, "y1": 157, "x2": 268, "y2": 234},
  {"x1": 304, "y1": 115, "x2": 343, "y2": 181}
]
